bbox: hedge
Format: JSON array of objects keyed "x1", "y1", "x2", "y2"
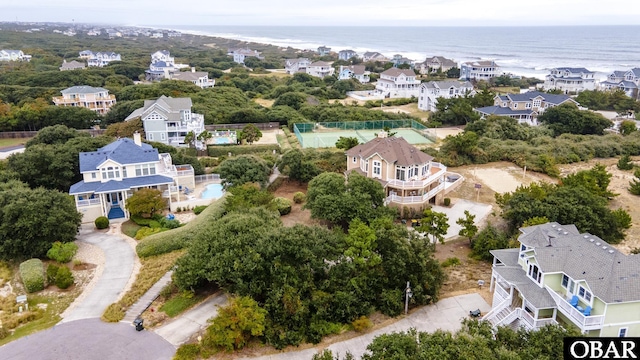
[
  {"x1": 207, "y1": 144, "x2": 281, "y2": 157},
  {"x1": 19, "y1": 259, "x2": 45, "y2": 293},
  {"x1": 136, "y1": 195, "x2": 227, "y2": 257}
]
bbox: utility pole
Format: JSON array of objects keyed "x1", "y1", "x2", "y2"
[{"x1": 405, "y1": 281, "x2": 412, "y2": 315}]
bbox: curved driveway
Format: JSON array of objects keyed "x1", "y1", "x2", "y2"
[
  {"x1": 61, "y1": 224, "x2": 136, "y2": 323},
  {"x1": 0, "y1": 224, "x2": 175, "y2": 359}
]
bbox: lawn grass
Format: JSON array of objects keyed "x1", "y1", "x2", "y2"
[
  {"x1": 0, "y1": 291, "x2": 79, "y2": 346},
  {"x1": 160, "y1": 292, "x2": 204, "y2": 317},
  {"x1": 121, "y1": 220, "x2": 142, "y2": 239},
  {"x1": 101, "y1": 250, "x2": 185, "y2": 322},
  {"x1": 276, "y1": 133, "x2": 292, "y2": 151},
  {"x1": 0, "y1": 138, "x2": 30, "y2": 148}
]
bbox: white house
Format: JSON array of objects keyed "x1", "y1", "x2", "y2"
[
  {"x1": 338, "y1": 65, "x2": 370, "y2": 83},
  {"x1": 60, "y1": 60, "x2": 86, "y2": 71},
  {"x1": 52, "y1": 86, "x2": 117, "y2": 114},
  {"x1": 363, "y1": 52, "x2": 387, "y2": 62},
  {"x1": 151, "y1": 50, "x2": 175, "y2": 66},
  {"x1": 460, "y1": 60, "x2": 500, "y2": 81},
  {"x1": 0, "y1": 49, "x2": 31, "y2": 62},
  {"x1": 145, "y1": 50, "x2": 176, "y2": 81},
  {"x1": 85, "y1": 52, "x2": 122, "y2": 67},
  {"x1": 317, "y1": 46, "x2": 331, "y2": 56},
  {"x1": 543, "y1": 67, "x2": 596, "y2": 94},
  {"x1": 229, "y1": 48, "x2": 263, "y2": 64},
  {"x1": 125, "y1": 96, "x2": 206, "y2": 150},
  {"x1": 69, "y1": 133, "x2": 195, "y2": 222},
  {"x1": 170, "y1": 68, "x2": 216, "y2": 89},
  {"x1": 338, "y1": 49, "x2": 358, "y2": 61},
  {"x1": 418, "y1": 81, "x2": 474, "y2": 112},
  {"x1": 417, "y1": 56, "x2": 457, "y2": 75},
  {"x1": 474, "y1": 91, "x2": 578, "y2": 126},
  {"x1": 306, "y1": 61, "x2": 335, "y2": 78},
  {"x1": 599, "y1": 68, "x2": 640, "y2": 99},
  {"x1": 375, "y1": 68, "x2": 421, "y2": 98},
  {"x1": 285, "y1": 58, "x2": 310, "y2": 74}
]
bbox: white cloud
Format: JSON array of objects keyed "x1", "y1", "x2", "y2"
[{"x1": 2, "y1": 0, "x2": 639, "y2": 26}]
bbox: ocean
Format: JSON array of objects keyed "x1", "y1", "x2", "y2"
[{"x1": 164, "y1": 25, "x2": 640, "y2": 81}]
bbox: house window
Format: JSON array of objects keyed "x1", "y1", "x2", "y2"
[
  {"x1": 373, "y1": 161, "x2": 381, "y2": 177},
  {"x1": 619, "y1": 328, "x2": 628, "y2": 337},
  {"x1": 148, "y1": 133, "x2": 154, "y2": 141},
  {"x1": 91, "y1": 172, "x2": 97, "y2": 179},
  {"x1": 396, "y1": 167, "x2": 405, "y2": 181},
  {"x1": 161, "y1": 133, "x2": 166, "y2": 141},
  {"x1": 135, "y1": 164, "x2": 156, "y2": 177},
  {"x1": 533, "y1": 99, "x2": 542, "y2": 107},
  {"x1": 422, "y1": 165, "x2": 428, "y2": 176},
  {"x1": 353, "y1": 157, "x2": 357, "y2": 163},
  {"x1": 528, "y1": 264, "x2": 541, "y2": 284},
  {"x1": 365, "y1": 161, "x2": 369, "y2": 172},
  {"x1": 122, "y1": 167, "x2": 127, "y2": 178},
  {"x1": 102, "y1": 166, "x2": 118, "y2": 179},
  {"x1": 578, "y1": 286, "x2": 592, "y2": 303},
  {"x1": 525, "y1": 103, "x2": 531, "y2": 109},
  {"x1": 562, "y1": 274, "x2": 569, "y2": 288}
]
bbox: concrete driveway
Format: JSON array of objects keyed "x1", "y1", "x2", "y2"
[
  {"x1": 0, "y1": 319, "x2": 175, "y2": 360},
  {"x1": 155, "y1": 292, "x2": 228, "y2": 346},
  {"x1": 238, "y1": 293, "x2": 491, "y2": 360},
  {"x1": 61, "y1": 224, "x2": 136, "y2": 322}
]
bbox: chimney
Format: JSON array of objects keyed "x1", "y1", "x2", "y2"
[
  {"x1": 133, "y1": 132, "x2": 142, "y2": 146},
  {"x1": 191, "y1": 67, "x2": 195, "y2": 73}
]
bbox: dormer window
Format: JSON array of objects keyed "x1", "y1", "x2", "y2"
[
  {"x1": 525, "y1": 102, "x2": 532, "y2": 109},
  {"x1": 101, "y1": 166, "x2": 120, "y2": 180},
  {"x1": 528, "y1": 263, "x2": 541, "y2": 284},
  {"x1": 533, "y1": 99, "x2": 541, "y2": 108}
]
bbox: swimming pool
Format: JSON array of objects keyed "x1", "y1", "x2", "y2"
[
  {"x1": 201, "y1": 183, "x2": 224, "y2": 199},
  {"x1": 214, "y1": 137, "x2": 235, "y2": 144}
]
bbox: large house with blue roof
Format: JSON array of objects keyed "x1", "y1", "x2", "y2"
[
  {"x1": 69, "y1": 133, "x2": 195, "y2": 222},
  {"x1": 543, "y1": 67, "x2": 596, "y2": 94},
  {"x1": 600, "y1": 68, "x2": 640, "y2": 99},
  {"x1": 474, "y1": 91, "x2": 578, "y2": 126},
  {"x1": 485, "y1": 222, "x2": 640, "y2": 337}
]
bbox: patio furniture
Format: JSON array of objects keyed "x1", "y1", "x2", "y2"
[
  {"x1": 582, "y1": 306, "x2": 592, "y2": 316},
  {"x1": 570, "y1": 295, "x2": 579, "y2": 307}
]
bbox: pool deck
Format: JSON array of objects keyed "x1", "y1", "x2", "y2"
[{"x1": 169, "y1": 179, "x2": 224, "y2": 211}]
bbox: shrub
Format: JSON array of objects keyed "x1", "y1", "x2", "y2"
[
  {"x1": 308, "y1": 320, "x2": 343, "y2": 344},
  {"x1": 207, "y1": 144, "x2": 280, "y2": 157},
  {"x1": 631, "y1": 247, "x2": 640, "y2": 255},
  {"x1": 0, "y1": 326, "x2": 9, "y2": 340},
  {"x1": 193, "y1": 205, "x2": 208, "y2": 215},
  {"x1": 618, "y1": 154, "x2": 634, "y2": 170},
  {"x1": 293, "y1": 191, "x2": 306, "y2": 204},
  {"x1": 95, "y1": 216, "x2": 109, "y2": 229},
  {"x1": 159, "y1": 217, "x2": 181, "y2": 229},
  {"x1": 174, "y1": 344, "x2": 201, "y2": 360},
  {"x1": 442, "y1": 257, "x2": 461, "y2": 267},
  {"x1": 443, "y1": 198, "x2": 451, "y2": 206},
  {"x1": 46, "y1": 241, "x2": 78, "y2": 263},
  {"x1": 149, "y1": 220, "x2": 162, "y2": 229},
  {"x1": 134, "y1": 227, "x2": 165, "y2": 240},
  {"x1": 46, "y1": 263, "x2": 60, "y2": 285},
  {"x1": 136, "y1": 196, "x2": 227, "y2": 257},
  {"x1": 55, "y1": 266, "x2": 74, "y2": 289},
  {"x1": 351, "y1": 316, "x2": 373, "y2": 332},
  {"x1": 272, "y1": 197, "x2": 292, "y2": 215},
  {"x1": 19, "y1": 259, "x2": 45, "y2": 293}
]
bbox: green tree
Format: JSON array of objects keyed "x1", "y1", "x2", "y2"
[
  {"x1": 197, "y1": 130, "x2": 212, "y2": 145},
  {"x1": 470, "y1": 224, "x2": 510, "y2": 261},
  {"x1": 273, "y1": 92, "x2": 308, "y2": 110},
  {"x1": 562, "y1": 164, "x2": 616, "y2": 199},
  {"x1": 26, "y1": 124, "x2": 88, "y2": 147},
  {"x1": 630, "y1": 169, "x2": 640, "y2": 196},
  {"x1": 105, "y1": 118, "x2": 144, "y2": 138},
  {"x1": 538, "y1": 103, "x2": 612, "y2": 136},
  {"x1": 239, "y1": 124, "x2": 263, "y2": 144},
  {"x1": 47, "y1": 241, "x2": 79, "y2": 263},
  {"x1": 277, "y1": 149, "x2": 320, "y2": 183},
  {"x1": 203, "y1": 296, "x2": 267, "y2": 351},
  {"x1": 335, "y1": 136, "x2": 360, "y2": 150},
  {"x1": 344, "y1": 219, "x2": 381, "y2": 268},
  {"x1": 218, "y1": 155, "x2": 271, "y2": 188},
  {"x1": 0, "y1": 182, "x2": 82, "y2": 260},
  {"x1": 446, "y1": 67, "x2": 460, "y2": 79},
  {"x1": 183, "y1": 131, "x2": 196, "y2": 148},
  {"x1": 617, "y1": 154, "x2": 634, "y2": 170},
  {"x1": 125, "y1": 188, "x2": 167, "y2": 217},
  {"x1": 620, "y1": 120, "x2": 638, "y2": 136},
  {"x1": 224, "y1": 183, "x2": 275, "y2": 213},
  {"x1": 456, "y1": 210, "x2": 478, "y2": 244},
  {"x1": 417, "y1": 209, "x2": 450, "y2": 246}
]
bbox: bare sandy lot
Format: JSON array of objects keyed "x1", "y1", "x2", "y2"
[
  {"x1": 473, "y1": 168, "x2": 524, "y2": 194},
  {"x1": 253, "y1": 129, "x2": 279, "y2": 145}
]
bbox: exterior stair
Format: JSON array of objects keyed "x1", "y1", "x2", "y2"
[
  {"x1": 486, "y1": 306, "x2": 514, "y2": 326},
  {"x1": 108, "y1": 207, "x2": 125, "y2": 219}
]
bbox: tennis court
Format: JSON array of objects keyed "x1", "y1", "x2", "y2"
[{"x1": 297, "y1": 128, "x2": 433, "y2": 148}]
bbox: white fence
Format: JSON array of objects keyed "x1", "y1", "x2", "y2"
[{"x1": 195, "y1": 174, "x2": 221, "y2": 184}]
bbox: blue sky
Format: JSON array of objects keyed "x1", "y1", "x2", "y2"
[{"x1": 2, "y1": 0, "x2": 639, "y2": 26}]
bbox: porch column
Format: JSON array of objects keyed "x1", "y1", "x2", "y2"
[
  {"x1": 100, "y1": 193, "x2": 106, "y2": 217},
  {"x1": 489, "y1": 273, "x2": 495, "y2": 292},
  {"x1": 552, "y1": 308, "x2": 557, "y2": 321}
]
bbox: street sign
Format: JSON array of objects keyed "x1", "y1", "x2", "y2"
[
  {"x1": 474, "y1": 183, "x2": 482, "y2": 189},
  {"x1": 16, "y1": 295, "x2": 27, "y2": 303}
]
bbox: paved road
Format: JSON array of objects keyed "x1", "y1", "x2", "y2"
[
  {"x1": 61, "y1": 224, "x2": 136, "y2": 322},
  {"x1": 0, "y1": 145, "x2": 25, "y2": 160},
  {"x1": 0, "y1": 319, "x2": 175, "y2": 360},
  {"x1": 155, "y1": 292, "x2": 228, "y2": 346},
  {"x1": 239, "y1": 293, "x2": 491, "y2": 360}
]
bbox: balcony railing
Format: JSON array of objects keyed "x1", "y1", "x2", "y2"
[
  {"x1": 386, "y1": 166, "x2": 446, "y2": 189},
  {"x1": 77, "y1": 198, "x2": 101, "y2": 207},
  {"x1": 385, "y1": 183, "x2": 445, "y2": 205},
  {"x1": 546, "y1": 287, "x2": 604, "y2": 330},
  {"x1": 494, "y1": 284, "x2": 510, "y2": 302}
]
